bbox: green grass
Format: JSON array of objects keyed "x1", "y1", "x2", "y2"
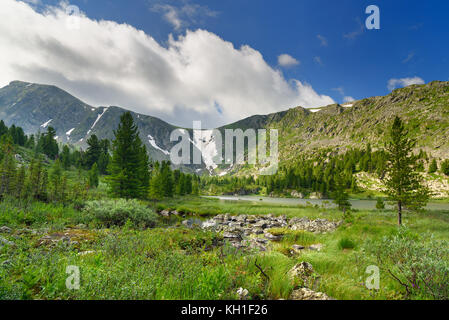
[{"x1": 1, "y1": 195, "x2": 449, "y2": 300}]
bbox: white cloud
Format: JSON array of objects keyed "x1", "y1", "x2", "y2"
[
  {"x1": 402, "y1": 51, "x2": 415, "y2": 63},
  {"x1": 277, "y1": 54, "x2": 300, "y2": 67},
  {"x1": 0, "y1": 0, "x2": 334, "y2": 128},
  {"x1": 343, "y1": 18, "x2": 364, "y2": 40},
  {"x1": 313, "y1": 56, "x2": 324, "y2": 66},
  {"x1": 317, "y1": 34, "x2": 328, "y2": 47},
  {"x1": 150, "y1": 3, "x2": 218, "y2": 30},
  {"x1": 343, "y1": 96, "x2": 355, "y2": 103},
  {"x1": 387, "y1": 77, "x2": 425, "y2": 91}
]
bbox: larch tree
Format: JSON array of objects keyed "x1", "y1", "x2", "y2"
[{"x1": 383, "y1": 116, "x2": 430, "y2": 226}]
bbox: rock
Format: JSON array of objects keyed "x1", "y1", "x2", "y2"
[
  {"x1": 160, "y1": 210, "x2": 171, "y2": 217},
  {"x1": 291, "y1": 244, "x2": 305, "y2": 254},
  {"x1": 288, "y1": 262, "x2": 314, "y2": 282},
  {"x1": 0, "y1": 236, "x2": 15, "y2": 247},
  {"x1": 291, "y1": 190, "x2": 304, "y2": 198},
  {"x1": 38, "y1": 234, "x2": 71, "y2": 246},
  {"x1": 290, "y1": 288, "x2": 332, "y2": 300},
  {"x1": 237, "y1": 287, "x2": 249, "y2": 300},
  {"x1": 264, "y1": 232, "x2": 283, "y2": 241},
  {"x1": 309, "y1": 192, "x2": 323, "y2": 199},
  {"x1": 76, "y1": 224, "x2": 87, "y2": 229},
  {"x1": 223, "y1": 231, "x2": 242, "y2": 240},
  {"x1": 14, "y1": 154, "x2": 24, "y2": 163},
  {"x1": 201, "y1": 220, "x2": 217, "y2": 229},
  {"x1": 78, "y1": 250, "x2": 95, "y2": 256},
  {"x1": 254, "y1": 220, "x2": 268, "y2": 229},
  {"x1": 308, "y1": 244, "x2": 323, "y2": 251},
  {"x1": 252, "y1": 228, "x2": 264, "y2": 235},
  {"x1": 0, "y1": 226, "x2": 12, "y2": 234}
]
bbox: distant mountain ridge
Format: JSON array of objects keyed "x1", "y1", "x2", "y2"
[{"x1": 1, "y1": 80, "x2": 449, "y2": 176}]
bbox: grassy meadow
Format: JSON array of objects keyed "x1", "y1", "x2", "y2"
[{"x1": 1, "y1": 188, "x2": 448, "y2": 300}]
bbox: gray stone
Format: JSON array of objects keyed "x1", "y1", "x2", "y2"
[
  {"x1": 0, "y1": 226, "x2": 12, "y2": 234},
  {"x1": 0, "y1": 236, "x2": 15, "y2": 247},
  {"x1": 308, "y1": 244, "x2": 323, "y2": 251},
  {"x1": 290, "y1": 288, "x2": 332, "y2": 300},
  {"x1": 264, "y1": 232, "x2": 283, "y2": 241}
]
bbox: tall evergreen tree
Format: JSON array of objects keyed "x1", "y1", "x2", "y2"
[
  {"x1": 107, "y1": 112, "x2": 148, "y2": 198},
  {"x1": 383, "y1": 116, "x2": 430, "y2": 226},
  {"x1": 88, "y1": 162, "x2": 99, "y2": 188},
  {"x1": 85, "y1": 135, "x2": 102, "y2": 169},
  {"x1": 332, "y1": 172, "x2": 351, "y2": 215},
  {"x1": 428, "y1": 159, "x2": 438, "y2": 174},
  {"x1": 40, "y1": 127, "x2": 59, "y2": 159},
  {"x1": 61, "y1": 145, "x2": 72, "y2": 170}
]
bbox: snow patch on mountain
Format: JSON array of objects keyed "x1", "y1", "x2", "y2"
[
  {"x1": 87, "y1": 107, "x2": 108, "y2": 135},
  {"x1": 41, "y1": 119, "x2": 52, "y2": 128},
  {"x1": 148, "y1": 134, "x2": 170, "y2": 155},
  {"x1": 193, "y1": 130, "x2": 220, "y2": 173}
]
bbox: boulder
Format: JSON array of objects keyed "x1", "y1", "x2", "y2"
[
  {"x1": 308, "y1": 244, "x2": 323, "y2": 251},
  {"x1": 264, "y1": 232, "x2": 283, "y2": 241},
  {"x1": 288, "y1": 262, "x2": 314, "y2": 282},
  {"x1": 290, "y1": 288, "x2": 332, "y2": 300},
  {"x1": 237, "y1": 287, "x2": 249, "y2": 300},
  {"x1": 0, "y1": 226, "x2": 12, "y2": 234}
]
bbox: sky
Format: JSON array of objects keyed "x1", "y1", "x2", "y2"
[{"x1": 0, "y1": 0, "x2": 448, "y2": 128}]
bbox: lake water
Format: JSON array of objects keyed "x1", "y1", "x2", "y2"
[{"x1": 205, "y1": 195, "x2": 449, "y2": 211}]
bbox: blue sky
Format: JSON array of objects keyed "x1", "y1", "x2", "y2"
[
  {"x1": 1, "y1": 0, "x2": 448, "y2": 127},
  {"x1": 42, "y1": 0, "x2": 449, "y2": 102}
]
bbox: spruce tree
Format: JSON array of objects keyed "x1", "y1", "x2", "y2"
[
  {"x1": 383, "y1": 116, "x2": 430, "y2": 226},
  {"x1": 107, "y1": 112, "x2": 148, "y2": 198},
  {"x1": 85, "y1": 135, "x2": 102, "y2": 169},
  {"x1": 428, "y1": 159, "x2": 438, "y2": 174},
  {"x1": 61, "y1": 145, "x2": 71, "y2": 170},
  {"x1": 88, "y1": 163, "x2": 99, "y2": 188},
  {"x1": 49, "y1": 159, "x2": 63, "y2": 202}
]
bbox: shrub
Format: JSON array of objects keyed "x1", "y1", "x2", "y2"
[
  {"x1": 338, "y1": 237, "x2": 356, "y2": 250},
  {"x1": 376, "y1": 197, "x2": 385, "y2": 210},
  {"x1": 82, "y1": 199, "x2": 158, "y2": 228},
  {"x1": 364, "y1": 228, "x2": 449, "y2": 299},
  {"x1": 441, "y1": 159, "x2": 449, "y2": 176}
]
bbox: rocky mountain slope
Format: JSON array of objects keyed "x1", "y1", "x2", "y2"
[
  {"x1": 1, "y1": 80, "x2": 448, "y2": 176},
  {"x1": 0, "y1": 81, "x2": 204, "y2": 172}
]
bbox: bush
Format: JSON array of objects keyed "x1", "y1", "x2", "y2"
[
  {"x1": 441, "y1": 159, "x2": 449, "y2": 176},
  {"x1": 376, "y1": 197, "x2": 385, "y2": 210},
  {"x1": 364, "y1": 228, "x2": 449, "y2": 299},
  {"x1": 82, "y1": 199, "x2": 158, "y2": 228},
  {"x1": 338, "y1": 237, "x2": 356, "y2": 250}
]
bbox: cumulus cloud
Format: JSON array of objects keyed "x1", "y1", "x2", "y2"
[
  {"x1": 343, "y1": 96, "x2": 355, "y2": 103},
  {"x1": 0, "y1": 0, "x2": 334, "y2": 128},
  {"x1": 277, "y1": 54, "x2": 300, "y2": 67},
  {"x1": 387, "y1": 77, "x2": 425, "y2": 91},
  {"x1": 317, "y1": 34, "x2": 328, "y2": 47}
]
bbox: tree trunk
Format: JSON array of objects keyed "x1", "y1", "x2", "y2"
[{"x1": 398, "y1": 201, "x2": 402, "y2": 226}]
